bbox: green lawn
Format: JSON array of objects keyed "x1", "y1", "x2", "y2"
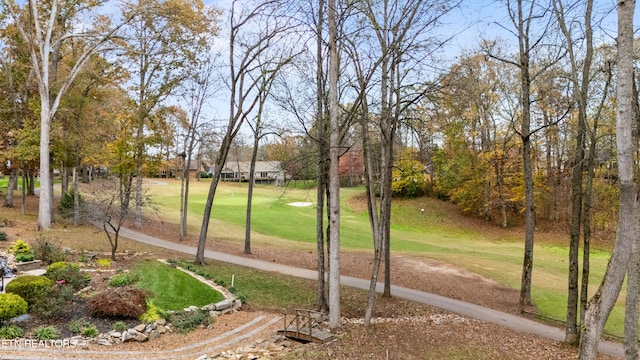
[
  {"x1": 143, "y1": 179, "x2": 625, "y2": 337},
  {"x1": 132, "y1": 259, "x2": 224, "y2": 310}
]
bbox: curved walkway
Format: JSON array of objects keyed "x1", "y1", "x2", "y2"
[{"x1": 117, "y1": 226, "x2": 624, "y2": 358}]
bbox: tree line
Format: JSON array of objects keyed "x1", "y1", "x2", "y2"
[{"x1": 0, "y1": 0, "x2": 638, "y2": 357}]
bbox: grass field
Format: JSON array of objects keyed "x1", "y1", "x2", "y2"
[
  {"x1": 141, "y1": 178, "x2": 628, "y2": 337},
  {"x1": 132, "y1": 259, "x2": 224, "y2": 310}
]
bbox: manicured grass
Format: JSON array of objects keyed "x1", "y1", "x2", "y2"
[
  {"x1": 172, "y1": 259, "x2": 317, "y2": 310},
  {"x1": 143, "y1": 179, "x2": 626, "y2": 337},
  {"x1": 132, "y1": 259, "x2": 224, "y2": 310}
]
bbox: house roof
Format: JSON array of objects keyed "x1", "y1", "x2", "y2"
[{"x1": 221, "y1": 161, "x2": 282, "y2": 173}]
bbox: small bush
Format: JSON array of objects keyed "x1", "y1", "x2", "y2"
[
  {"x1": 0, "y1": 324, "x2": 23, "y2": 339},
  {"x1": 30, "y1": 284, "x2": 75, "y2": 319},
  {"x1": 14, "y1": 253, "x2": 35, "y2": 263},
  {"x1": 5, "y1": 275, "x2": 54, "y2": 307},
  {"x1": 88, "y1": 287, "x2": 151, "y2": 319},
  {"x1": 32, "y1": 326, "x2": 58, "y2": 340},
  {"x1": 32, "y1": 238, "x2": 67, "y2": 265},
  {"x1": 81, "y1": 326, "x2": 98, "y2": 338},
  {"x1": 167, "y1": 309, "x2": 208, "y2": 334},
  {"x1": 108, "y1": 272, "x2": 139, "y2": 287},
  {"x1": 96, "y1": 258, "x2": 112, "y2": 268},
  {"x1": 45, "y1": 262, "x2": 89, "y2": 290},
  {"x1": 139, "y1": 300, "x2": 165, "y2": 324},
  {"x1": 0, "y1": 294, "x2": 28, "y2": 323},
  {"x1": 9, "y1": 239, "x2": 32, "y2": 257},
  {"x1": 68, "y1": 318, "x2": 92, "y2": 334},
  {"x1": 112, "y1": 321, "x2": 127, "y2": 332},
  {"x1": 0, "y1": 232, "x2": 7, "y2": 241}
]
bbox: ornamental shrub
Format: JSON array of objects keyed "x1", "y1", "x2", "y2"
[
  {"x1": 0, "y1": 324, "x2": 24, "y2": 339},
  {"x1": 30, "y1": 284, "x2": 75, "y2": 319},
  {"x1": 8, "y1": 239, "x2": 32, "y2": 257},
  {"x1": 96, "y1": 258, "x2": 112, "y2": 268},
  {"x1": 32, "y1": 238, "x2": 67, "y2": 265},
  {"x1": 68, "y1": 318, "x2": 92, "y2": 334},
  {"x1": 0, "y1": 293, "x2": 28, "y2": 323},
  {"x1": 5, "y1": 275, "x2": 54, "y2": 308},
  {"x1": 45, "y1": 262, "x2": 89, "y2": 291},
  {"x1": 167, "y1": 309, "x2": 209, "y2": 334},
  {"x1": 108, "y1": 272, "x2": 139, "y2": 287},
  {"x1": 0, "y1": 232, "x2": 7, "y2": 241},
  {"x1": 88, "y1": 287, "x2": 151, "y2": 319},
  {"x1": 14, "y1": 253, "x2": 34, "y2": 263},
  {"x1": 32, "y1": 326, "x2": 58, "y2": 340},
  {"x1": 138, "y1": 300, "x2": 165, "y2": 324}
]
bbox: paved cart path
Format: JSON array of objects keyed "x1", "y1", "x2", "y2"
[{"x1": 118, "y1": 226, "x2": 623, "y2": 358}]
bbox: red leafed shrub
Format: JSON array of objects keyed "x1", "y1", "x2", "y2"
[{"x1": 88, "y1": 287, "x2": 151, "y2": 319}]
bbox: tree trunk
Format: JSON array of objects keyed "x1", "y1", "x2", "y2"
[
  {"x1": 578, "y1": 1, "x2": 636, "y2": 356},
  {"x1": 363, "y1": 109, "x2": 382, "y2": 326},
  {"x1": 73, "y1": 166, "x2": 79, "y2": 226},
  {"x1": 61, "y1": 165, "x2": 68, "y2": 197},
  {"x1": 327, "y1": 0, "x2": 341, "y2": 332},
  {"x1": 516, "y1": 0, "x2": 535, "y2": 309},
  {"x1": 244, "y1": 134, "x2": 260, "y2": 254},
  {"x1": 38, "y1": 107, "x2": 53, "y2": 230},
  {"x1": 3, "y1": 168, "x2": 17, "y2": 208},
  {"x1": 315, "y1": 0, "x2": 328, "y2": 313},
  {"x1": 179, "y1": 157, "x2": 187, "y2": 241},
  {"x1": 624, "y1": 239, "x2": 640, "y2": 358}
]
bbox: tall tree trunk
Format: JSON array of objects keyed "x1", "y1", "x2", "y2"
[
  {"x1": 363, "y1": 108, "x2": 382, "y2": 326},
  {"x1": 315, "y1": 0, "x2": 328, "y2": 314},
  {"x1": 515, "y1": 0, "x2": 535, "y2": 309},
  {"x1": 554, "y1": 0, "x2": 594, "y2": 343},
  {"x1": 38, "y1": 107, "x2": 52, "y2": 230},
  {"x1": 179, "y1": 155, "x2": 187, "y2": 241},
  {"x1": 72, "y1": 166, "x2": 79, "y2": 226},
  {"x1": 20, "y1": 169, "x2": 26, "y2": 215},
  {"x1": 581, "y1": 62, "x2": 611, "y2": 324},
  {"x1": 578, "y1": 1, "x2": 636, "y2": 357},
  {"x1": 61, "y1": 165, "x2": 69, "y2": 197},
  {"x1": 624, "y1": 240, "x2": 640, "y2": 358},
  {"x1": 3, "y1": 168, "x2": 17, "y2": 208},
  {"x1": 244, "y1": 133, "x2": 259, "y2": 254},
  {"x1": 327, "y1": 0, "x2": 341, "y2": 332}
]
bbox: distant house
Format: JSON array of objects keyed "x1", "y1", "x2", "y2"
[
  {"x1": 219, "y1": 161, "x2": 285, "y2": 185},
  {"x1": 157, "y1": 156, "x2": 207, "y2": 179}
]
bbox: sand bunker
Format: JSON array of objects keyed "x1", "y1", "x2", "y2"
[{"x1": 288, "y1": 202, "x2": 314, "y2": 207}]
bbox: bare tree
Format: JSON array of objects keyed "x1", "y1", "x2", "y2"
[
  {"x1": 179, "y1": 56, "x2": 219, "y2": 241},
  {"x1": 553, "y1": 0, "x2": 594, "y2": 344},
  {"x1": 244, "y1": 54, "x2": 296, "y2": 254},
  {"x1": 196, "y1": 0, "x2": 300, "y2": 264},
  {"x1": 578, "y1": 0, "x2": 637, "y2": 357},
  {"x1": 485, "y1": 0, "x2": 560, "y2": 309}
]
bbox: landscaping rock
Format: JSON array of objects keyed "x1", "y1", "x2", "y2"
[
  {"x1": 156, "y1": 325, "x2": 167, "y2": 334},
  {"x1": 148, "y1": 329, "x2": 161, "y2": 340},
  {"x1": 121, "y1": 330, "x2": 133, "y2": 342},
  {"x1": 156, "y1": 318, "x2": 167, "y2": 326},
  {"x1": 202, "y1": 304, "x2": 216, "y2": 311},
  {"x1": 133, "y1": 332, "x2": 148, "y2": 342},
  {"x1": 109, "y1": 331, "x2": 122, "y2": 338},
  {"x1": 215, "y1": 299, "x2": 233, "y2": 310},
  {"x1": 98, "y1": 338, "x2": 112, "y2": 346},
  {"x1": 145, "y1": 323, "x2": 156, "y2": 332},
  {"x1": 134, "y1": 324, "x2": 146, "y2": 332}
]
